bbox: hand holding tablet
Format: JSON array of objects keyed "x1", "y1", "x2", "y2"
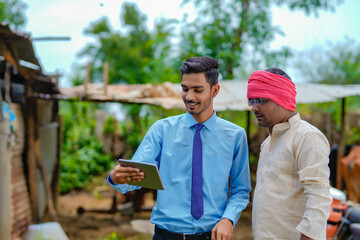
[{"x1": 117, "y1": 159, "x2": 164, "y2": 190}]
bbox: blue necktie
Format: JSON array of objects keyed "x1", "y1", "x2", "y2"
[{"x1": 191, "y1": 123, "x2": 204, "y2": 220}]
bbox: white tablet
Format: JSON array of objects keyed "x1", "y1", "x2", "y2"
[{"x1": 118, "y1": 159, "x2": 164, "y2": 190}]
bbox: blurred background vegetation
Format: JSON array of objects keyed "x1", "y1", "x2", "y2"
[{"x1": 1, "y1": 0, "x2": 360, "y2": 194}]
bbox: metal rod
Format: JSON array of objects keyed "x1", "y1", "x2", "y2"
[{"x1": 31, "y1": 36, "x2": 71, "y2": 41}]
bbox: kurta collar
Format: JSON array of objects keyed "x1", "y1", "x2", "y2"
[
  {"x1": 185, "y1": 111, "x2": 217, "y2": 132},
  {"x1": 270, "y1": 113, "x2": 301, "y2": 135}
]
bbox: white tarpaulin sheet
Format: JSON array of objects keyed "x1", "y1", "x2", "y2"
[
  {"x1": 174, "y1": 81, "x2": 360, "y2": 111},
  {"x1": 60, "y1": 81, "x2": 360, "y2": 111}
]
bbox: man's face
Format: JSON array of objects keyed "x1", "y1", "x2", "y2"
[
  {"x1": 250, "y1": 98, "x2": 289, "y2": 130},
  {"x1": 181, "y1": 73, "x2": 219, "y2": 122}
]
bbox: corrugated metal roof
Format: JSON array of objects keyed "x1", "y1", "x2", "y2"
[
  {"x1": 60, "y1": 80, "x2": 360, "y2": 111},
  {"x1": 0, "y1": 22, "x2": 59, "y2": 94}
]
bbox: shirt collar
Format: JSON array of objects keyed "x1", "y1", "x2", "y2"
[
  {"x1": 270, "y1": 112, "x2": 300, "y2": 134},
  {"x1": 185, "y1": 111, "x2": 217, "y2": 132}
]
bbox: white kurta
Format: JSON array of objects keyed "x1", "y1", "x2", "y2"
[{"x1": 252, "y1": 113, "x2": 332, "y2": 240}]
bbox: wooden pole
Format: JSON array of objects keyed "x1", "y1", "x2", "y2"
[
  {"x1": 25, "y1": 83, "x2": 40, "y2": 223},
  {"x1": 336, "y1": 97, "x2": 346, "y2": 189},
  {"x1": 4, "y1": 62, "x2": 11, "y2": 104},
  {"x1": 50, "y1": 78, "x2": 61, "y2": 210},
  {"x1": 84, "y1": 62, "x2": 91, "y2": 97},
  {"x1": 51, "y1": 114, "x2": 62, "y2": 210},
  {"x1": 0, "y1": 120, "x2": 11, "y2": 240},
  {"x1": 103, "y1": 61, "x2": 109, "y2": 95}
]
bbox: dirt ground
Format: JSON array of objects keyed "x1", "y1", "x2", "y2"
[{"x1": 53, "y1": 181, "x2": 253, "y2": 240}]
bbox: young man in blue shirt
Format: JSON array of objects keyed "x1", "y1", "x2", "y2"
[{"x1": 108, "y1": 56, "x2": 251, "y2": 240}]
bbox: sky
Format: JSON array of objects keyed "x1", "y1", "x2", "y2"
[{"x1": 23, "y1": 0, "x2": 360, "y2": 86}]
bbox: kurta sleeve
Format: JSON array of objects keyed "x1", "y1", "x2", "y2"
[{"x1": 295, "y1": 131, "x2": 332, "y2": 239}]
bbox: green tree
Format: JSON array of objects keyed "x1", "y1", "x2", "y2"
[
  {"x1": 76, "y1": 2, "x2": 179, "y2": 85},
  {"x1": 0, "y1": 0, "x2": 27, "y2": 30},
  {"x1": 294, "y1": 38, "x2": 360, "y2": 145},
  {"x1": 60, "y1": 101, "x2": 114, "y2": 193},
  {"x1": 73, "y1": 3, "x2": 182, "y2": 153},
  {"x1": 179, "y1": 0, "x2": 342, "y2": 79},
  {"x1": 294, "y1": 38, "x2": 360, "y2": 84}
]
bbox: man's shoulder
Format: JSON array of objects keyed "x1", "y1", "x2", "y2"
[
  {"x1": 155, "y1": 114, "x2": 186, "y2": 126},
  {"x1": 216, "y1": 117, "x2": 245, "y2": 132},
  {"x1": 293, "y1": 119, "x2": 330, "y2": 153},
  {"x1": 293, "y1": 119, "x2": 327, "y2": 141},
  {"x1": 297, "y1": 119, "x2": 322, "y2": 133}
]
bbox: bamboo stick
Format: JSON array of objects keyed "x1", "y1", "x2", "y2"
[{"x1": 103, "y1": 62, "x2": 109, "y2": 95}]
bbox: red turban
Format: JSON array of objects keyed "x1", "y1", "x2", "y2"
[{"x1": 247, "y1": 70, "x2": 297, "y2": 111}]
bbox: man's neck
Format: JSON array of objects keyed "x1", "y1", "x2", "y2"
[
  {"x1": 268, "y1": 112, "x2": 297, "y2": 134},
  {"x1": 192, "y1": 110, "x2": 215, "y2": 123}
]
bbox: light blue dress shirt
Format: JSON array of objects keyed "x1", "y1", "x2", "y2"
[{"x1": 108, "y1": 112, "x2": 251, "y2": 233}]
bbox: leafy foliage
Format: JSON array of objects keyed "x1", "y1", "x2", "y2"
[
  {"x1": 103, "y1": 115, "x2": 116, "y2": 134},
  {"x1": 118, "y1": 104, "x2": 184, "y2": 154},
  {"x1": 71, "y1": 3, "x2": 182, "y2": 158},
  {"x1": 179, "y1": 0, "x2": 342, "y2": 79},
  {"x1": 275, "y1": 0, "x2": 342, "y2": 17},
  {"x1": 59, "y1": 101, "x2": 114, "y2": 193},
  {"x1": 77, "y1": 2, "x2": 179, "y2": 85},
  {"x1": 99, "y1": 232, "x2": 125, "y2": 240},
  {"x1": 293, "y1": 38, "x2": 360, "y2": 146},
  {"x1": 60, "y1": 1, "x2": 349, "y2": 191},
  {"x1": 0, "y1": 0, "x2": 27, "y2": 30},
  {"x1": 294, "y1": 38, "x2": 360, "y2": 84}
]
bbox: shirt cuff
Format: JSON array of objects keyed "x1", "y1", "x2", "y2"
[
  {"x1": 107, "y1": 173, "x2": 141, "y2": 194},
  {"x1": 107, "y1": 174, "x2": 116, "y2": 185},
  {"x1": 222, "y1": 207, "x2": 240, "y2": 226}
]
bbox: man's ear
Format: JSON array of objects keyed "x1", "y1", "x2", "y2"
[{"x1": 211, "y1": 84, "x2": 220, "y2": 98}]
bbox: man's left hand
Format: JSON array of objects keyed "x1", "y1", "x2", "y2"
[{"x1": 211, "y1": 218, "x2": 233, "y2": 240}]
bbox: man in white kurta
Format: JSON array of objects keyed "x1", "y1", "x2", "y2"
[{"x1": 247, "y1": 68, "x2": 332, "y2": 240}]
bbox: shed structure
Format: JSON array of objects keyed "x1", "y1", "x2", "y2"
[
  {"x1": 60, "y1": 80, "x2": 360, "y2": 190},
  {"x1": 0, "y1": 23, "x2": 61, "y2": 239},
  {"x1": 2, "y1": 20, "x2": 360, "y2": 239}
]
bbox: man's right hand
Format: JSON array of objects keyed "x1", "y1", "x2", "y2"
[{"x1": 109, "y1": 164, "x2": 144, "y2": 184}]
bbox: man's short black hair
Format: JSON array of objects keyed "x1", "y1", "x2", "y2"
[
  {"x1": 265, "y1": 67, "x2": 292, "y2": 81},
  {"x1": 179, "y1": 56, "x2": 219, "y2": 87}
]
